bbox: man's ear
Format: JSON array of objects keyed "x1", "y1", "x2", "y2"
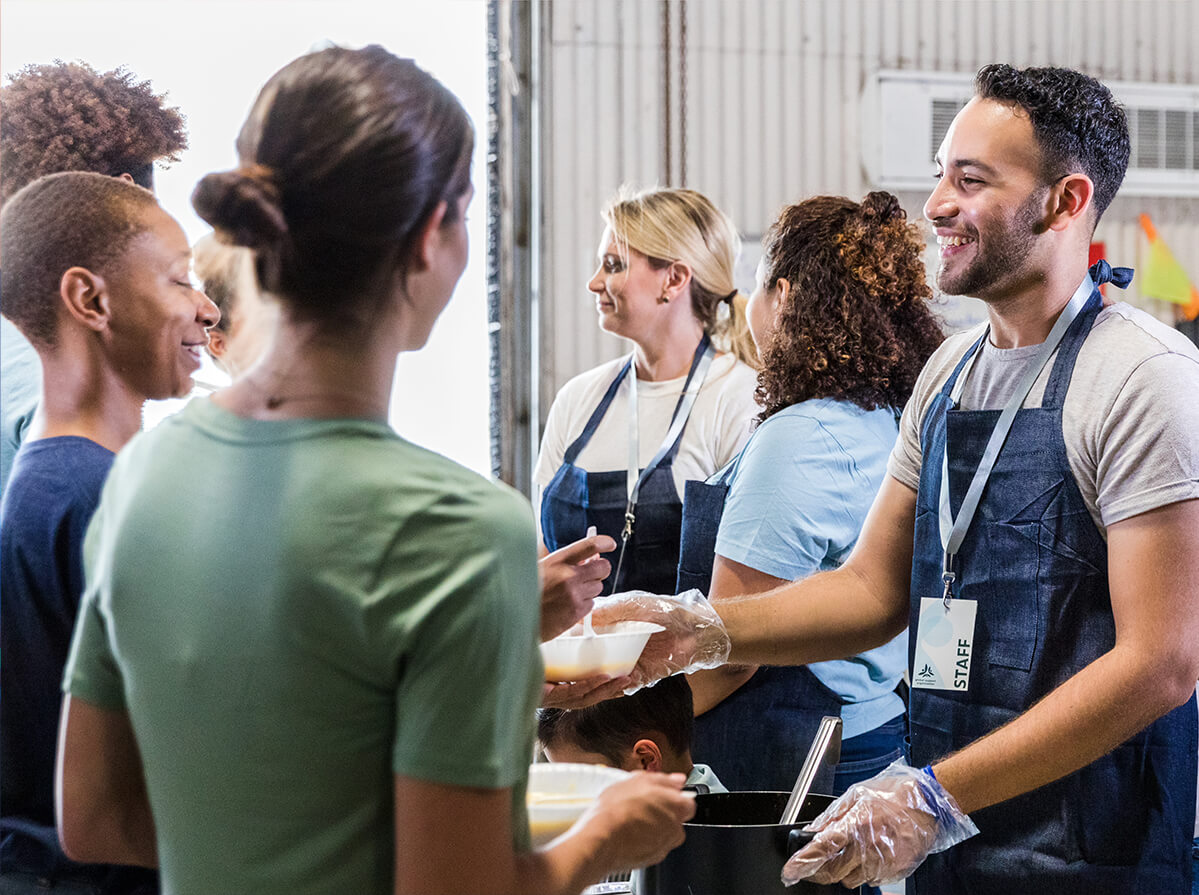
[
  {"x1": 631, "y1": 738, "x2": 664, "y2": 772},
  {"x1": 409, "y1": 200, "x2": 450, "y2": 274},
  {"x1": 58, "y1": 267, "x2": 111, "y2": 333},
  {"x1": 1046, "y1": 173, "x2": 1094, "y2": 233}
]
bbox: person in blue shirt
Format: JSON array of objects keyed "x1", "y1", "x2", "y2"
[
  {"x1": 0, "y1": 60, "x2": 188, "y2": 495},
  {"x1": 679, "y1": 192, "x2": 944, "y2": 799},
  {"x1": 0, "y1": 171, "x2": 219, "y2": 894}
]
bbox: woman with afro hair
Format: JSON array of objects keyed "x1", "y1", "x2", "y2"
[
  {"x1": 0, "y1": 60, "x2": 187, "y2": 494},
  {"x1": 678, "y1": 192, "x2": 944, "y2": 809}
]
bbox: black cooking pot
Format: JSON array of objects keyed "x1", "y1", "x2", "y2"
[{"x1": 633, "y1": 790, "x2": 864, "y2": 895}]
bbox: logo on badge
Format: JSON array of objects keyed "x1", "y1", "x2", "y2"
[{"x1": 916, "y1": 664, "x2": 936, "y2": 682}]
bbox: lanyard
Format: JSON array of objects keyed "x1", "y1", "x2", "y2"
[
  {"x1": 613, "y1": 335, "x2": 716, "y2": 587},
  {"x1": 937, "y1": 274, "x2": 1094, "y2": 607}
]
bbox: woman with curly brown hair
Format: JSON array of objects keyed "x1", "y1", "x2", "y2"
[{"x1": 677, "y1": 191, "x2": 944, "y2": 805}]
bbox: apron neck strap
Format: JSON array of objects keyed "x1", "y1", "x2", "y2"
[{"x1": 937, "y1": 273, "x2": 1097, "y2": 605}]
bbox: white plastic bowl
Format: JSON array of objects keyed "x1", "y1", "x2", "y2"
[
  {"x1": 526, "y1": 762, "x2": 631, "y2": 846},
  {"x1": 539, "y1": 621, "x2": 665, "y2": 682}
]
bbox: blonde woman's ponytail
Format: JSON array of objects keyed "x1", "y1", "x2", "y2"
[{"x1": 719, "y1": 291, "x2": 759, "y2": 368}]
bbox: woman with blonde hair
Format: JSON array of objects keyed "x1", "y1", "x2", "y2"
[
  {"x1": 535, "y1": 187, "x2": 759, "y2": 609},
  {"x1": 192, "y1": 234, "x2": 277, "y2": 379}
]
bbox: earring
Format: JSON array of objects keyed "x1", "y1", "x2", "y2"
[{"x1": 658, "y1": 293, "x2": 670, "y2": 304}]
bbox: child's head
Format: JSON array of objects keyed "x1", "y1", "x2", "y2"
[{"x1": 537, "y1": 675, "x2": 695, "y2": 775}]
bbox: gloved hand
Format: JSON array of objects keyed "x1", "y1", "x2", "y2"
[
  {"x1": 591, "y1": 589, "x2": 731, "y2": 692},
  {"x1": 782, "y1": 761, "x2": 979, "y2": 889}
]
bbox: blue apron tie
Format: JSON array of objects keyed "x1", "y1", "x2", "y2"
[{"x1": 1088, "y1": 259, "x2": 1133, "y2": 289}]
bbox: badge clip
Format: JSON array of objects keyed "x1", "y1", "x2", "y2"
[{"x1": 941, "y1": 553, "x2": 956, "y2": 609}]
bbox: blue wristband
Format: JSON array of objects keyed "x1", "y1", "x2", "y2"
[{"x1": 917, "y1": 764, "x2": 957, "y2": 831}]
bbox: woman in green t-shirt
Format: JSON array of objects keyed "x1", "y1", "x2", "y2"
[{"x1": 55, "y1": 45, "x2": 694, "y2": 895}]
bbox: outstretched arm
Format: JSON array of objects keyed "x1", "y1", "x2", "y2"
[
  {"x1": 717, "y1": 475, "x2": 917, "y2": 666},
  {"x1": 594, "y1": 476, "x2": 916, "y2": 688}
]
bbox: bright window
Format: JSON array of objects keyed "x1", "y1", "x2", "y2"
[{"x1": 1, "y1": 0, "x2": 491, "y2": 475}]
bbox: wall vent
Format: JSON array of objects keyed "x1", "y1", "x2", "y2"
[{"x1": 863, "y1": 70, "x2": 1199, "y2": 197}]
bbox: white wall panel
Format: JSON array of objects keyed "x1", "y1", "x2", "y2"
[{"x1": 541, "y1": 0, "x2": 1199, "y2": 420}]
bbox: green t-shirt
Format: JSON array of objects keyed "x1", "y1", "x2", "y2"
[{"x1": 64, "y1": 398, "x2": 543, "y2": 895}]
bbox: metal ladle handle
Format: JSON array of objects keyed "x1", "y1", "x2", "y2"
[{"x1": 779, "y1": 715, "x2": 843, "y2": 826}]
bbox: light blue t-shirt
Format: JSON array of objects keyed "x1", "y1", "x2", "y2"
[
  {"x1": 1, "y1": 319, "x2": 42, "y2": 494},
  {"x1": 714, "y1": 398, "x2": 906, "y2": 739}
]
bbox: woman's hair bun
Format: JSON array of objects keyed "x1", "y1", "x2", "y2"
[
  {"x1": 191, "y1": 166, "x2": 287, "y2": 250},
  {"x1": 859, "y1": 190, "x2": 906, "y2": 223}
]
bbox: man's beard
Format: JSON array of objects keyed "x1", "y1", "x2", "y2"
[{"x1": 936, "y1": 189, "x2": 1046, "y2": 298}]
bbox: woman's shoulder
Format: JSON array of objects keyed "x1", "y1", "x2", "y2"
[{"x1": 748, "y1": 399, "x2": 897, "y2": 458}]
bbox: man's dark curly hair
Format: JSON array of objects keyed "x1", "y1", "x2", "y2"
[
  {"x1": 974, "y1": 64, "x2": 1129, "y2": 223},
  {"x1": 754, "y1": 192, "x2": 944, "y2": 420},
  {"x1": 0, "y1": 61, "x2": 187, "y2": 205}
]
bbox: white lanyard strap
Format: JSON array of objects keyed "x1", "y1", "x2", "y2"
[{"x1": 937, "y1": 275, "x2": 1095, "y2": 606}]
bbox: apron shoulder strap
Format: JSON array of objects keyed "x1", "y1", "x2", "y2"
[
  {"x1": 1039, "y1": 284, "x2": 1105, "y2": 408},
  {"x1": 562, "y1": 357, "x2": 633, "y2": 465},
  {"x1": 941, "y1": 332, "x2": 988, "y2": 402}
]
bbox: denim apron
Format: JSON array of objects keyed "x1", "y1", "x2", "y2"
[
  {"x1": 675, "y1": 431, "x2": 848, "y2": 796},
  {"x1": 908, "y1": 268, "x2": 1197, "y2": 894},
  {"x1": 541, "y1": 336, "x2": 712, "y2": 596}
]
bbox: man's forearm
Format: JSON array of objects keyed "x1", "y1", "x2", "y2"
[
  {"x1": 719, "y1": 563, "x2": 908, "y2": 666},
  {"x1": 931, "y1": 642, "x2": 1195, "y2": 815},
  {"x1": 718, "y1": 475, "x2": 918, "y2": 667}
]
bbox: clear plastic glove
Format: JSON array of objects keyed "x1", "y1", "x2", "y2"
[
  {"x1": 591, "y1": 589, "x2": 731, "y2": 692},
  {"x1": 782, "y1": 761, "x2": 979, "y2": 889}
]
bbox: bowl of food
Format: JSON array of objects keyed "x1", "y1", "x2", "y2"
[
  {"x1": 539, "y1": 621, "x2": 664, "y2": 682},
  {"x1": 527, "y1": 762, "x2": 631, "y2": 846}
]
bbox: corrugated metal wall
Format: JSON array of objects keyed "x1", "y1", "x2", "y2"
[{"x1": 540, "y1": 0, "x2": 1199, "y2": 420}]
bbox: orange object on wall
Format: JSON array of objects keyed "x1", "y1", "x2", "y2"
[{"x1": 1088, "y1": 242, "x2": 1107, "y2": 296}]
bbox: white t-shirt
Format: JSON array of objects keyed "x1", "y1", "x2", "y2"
[
  {"x1": 534, "y1": 352, "x2": 759, "y2": 535},
  {"x1": 888, "y1": 301, "x2": 1199, "y2": 535}
]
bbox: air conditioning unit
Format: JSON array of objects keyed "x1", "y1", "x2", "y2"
[{"x1": 862, "y1": 70, "x2": 1199, "y2": 197}]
